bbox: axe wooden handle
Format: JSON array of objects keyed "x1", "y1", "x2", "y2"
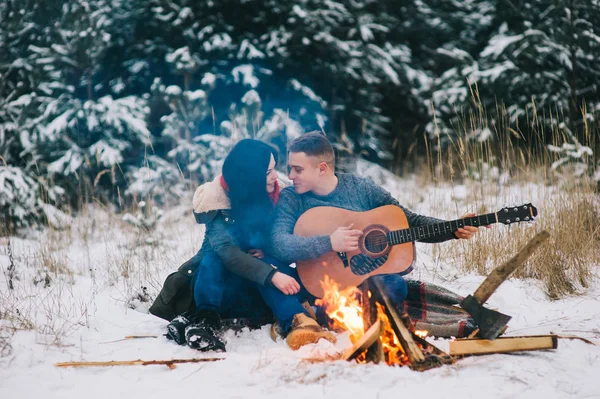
[{"x1": 473, "y1": 230, "x2": 550, "y2": 304}]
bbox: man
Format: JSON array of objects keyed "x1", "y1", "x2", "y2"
[{"x1": 265, "y1": 132, "x2": 482, "y2": 350}]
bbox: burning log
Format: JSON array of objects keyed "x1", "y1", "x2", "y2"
[
  {"x1": 361, "y1": 280, "x2": 384, "y2": 363},
  {"x1": 398, "y1": 312, "x2": 456, "y2": 366},
  {"x1": 448, "y1": 335, "x2": 558, "y2": 356},
  {"x1": 341, "y1": 319, "x2": 383, "y2": 361},
  {"x1": 371, "y1": 278, "x2": 426, "y2": 365},
  {"x1": 367, "y1": 279, "x2": 455, "y2": 370},
  {"x1": 369, "y1": 278, "x2": 456, "y2": 370}
]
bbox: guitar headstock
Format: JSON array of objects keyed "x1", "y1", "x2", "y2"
[{"x1": 497, "y1": 203, "x2": 537, "y2": 225}]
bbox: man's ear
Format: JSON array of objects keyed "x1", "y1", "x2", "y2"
[{"x1": 318, "y1": 161, "x2": 329, "y2": 174}]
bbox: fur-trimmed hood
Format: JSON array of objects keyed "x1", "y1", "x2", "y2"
[
  {"x1": 192, "y1": 175, "x2": 286, "y2": 224},
  {"x1": 193, "y1": 176, "x2": 231, "y2": 215}
]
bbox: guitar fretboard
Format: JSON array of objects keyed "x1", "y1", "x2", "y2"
[{"x1": 386, "y1": 213, "x2": 496, "y2": 245}]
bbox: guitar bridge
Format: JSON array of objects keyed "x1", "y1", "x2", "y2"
[
  {"x1": 337, "y1": 252, "x2": 349, "y2": 268},
  {"x1": 350, "y1": 254, "x2": 388, "y2": 275}
]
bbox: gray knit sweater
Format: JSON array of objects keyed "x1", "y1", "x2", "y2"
[{"x1": 269, "y1": 173, "x2": 455, "y2": 264}]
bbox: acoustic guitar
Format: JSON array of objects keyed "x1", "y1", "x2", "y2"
[{"x1": 293, "y1": 204, "x2": 537, "y2": 298}]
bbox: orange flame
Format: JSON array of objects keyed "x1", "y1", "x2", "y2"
[
  {"x1": 376, "y1": 303, "x2": 408, "y2": 365},
  {"x1": 316, "y1": 276, "x2": 418, "y2": 365},
  {"x1": 315, "y1": 276, "x2": 364, "y2": 341},
  {"x1": 414, "y1": 330, "x2": 428, "y2": 339}
]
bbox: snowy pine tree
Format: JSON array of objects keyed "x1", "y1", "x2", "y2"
[
  {"x1": 0, "y1": 1, "x2": 66, "y2": 228},
  {"x1": 14, "y1": 1, "x2": 152, "y2": 206},
  {"x1": 429, "y1": 0, "x2": 600, "y2": 144},
  {"x1": 4, "y1": 0, "x2": 598, "y2": 231}
]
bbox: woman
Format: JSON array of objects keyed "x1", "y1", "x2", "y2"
[{"x1": 160, "y1": 139, "x2": 334, "y2": 352}]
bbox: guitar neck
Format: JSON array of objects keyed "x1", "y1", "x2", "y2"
[{"x1": 387, "y1": 213, "x2": 497, "y2": 245}]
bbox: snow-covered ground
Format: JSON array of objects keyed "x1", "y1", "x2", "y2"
[{"x1": 1, "y1": 165, "x2": 599, "y2": 399}]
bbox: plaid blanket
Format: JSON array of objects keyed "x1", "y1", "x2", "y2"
[{"x1": 403, "y1": 279, "x2": 476, "y2": 338}]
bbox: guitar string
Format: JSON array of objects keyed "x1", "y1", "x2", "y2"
[
  {"x1": 362, "y1": 214, "x2": 496, "y2": 247},
  {"x1": 355, "y1": 211, "x2": 528, "y2": 251}
]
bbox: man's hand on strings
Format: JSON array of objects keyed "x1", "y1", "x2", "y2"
[
  {"x1": 454, "y1": 212, "x2": 491, "y2": 240},
  {"x1": 330, "y1": 224, "x2": 363, "y2": 252}
]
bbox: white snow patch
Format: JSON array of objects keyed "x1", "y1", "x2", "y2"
[
  {"x1": 481, "y1": 25, "x2": 524, "y2": 59},
  {"x1": 232, "y1": 65, "x2": 260, "y2": 88}
]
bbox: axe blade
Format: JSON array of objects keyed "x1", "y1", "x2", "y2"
[
  {"x1": 460, "y1": 295, "x2": 512, "y2": 340},
  {"x1": 477, "y1": 311, "x2": 511, "y2": 340}
]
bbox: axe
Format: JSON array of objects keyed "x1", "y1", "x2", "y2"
[{"x1": 460, "y1": 230, "x2": 550, "y2": 340}]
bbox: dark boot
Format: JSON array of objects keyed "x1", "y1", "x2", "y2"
[
  {"x1": 185, "y1": 309, "x2": 226, "y2": 352},
  {"x1": 165, "y1": 312, "x2": 193, "y2": 346}
]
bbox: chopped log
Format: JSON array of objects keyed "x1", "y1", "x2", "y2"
[
  {"x1": 342, "y1": 319, "x2": 383, "y2": 361},
  {"x1": 371, "y1": 278, "x2": 426, "y2": 365},
  {"x1": 361, "y1": 280, "x2": 384, "y2": 363},
  {"x1": 55, "y1": 357, "x2": 224, "y2": 368},
  {"x1": 448, "y1": 335, "x2": 558, "y2": 356}
]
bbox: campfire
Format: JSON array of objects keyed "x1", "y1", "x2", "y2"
[
  {"x1": 313, "y1": 232, "x2": 560, "y2": 371},
  {"x1": 304, "y1": 231, "x2": 565, "y2": 371},
  {"x1": 316, "y1": 276, "x2": 450, "y2": 370}
]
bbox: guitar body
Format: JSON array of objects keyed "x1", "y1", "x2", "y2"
[{"x1": 294, "y1": 205, "x2": 416, "y2": 298}]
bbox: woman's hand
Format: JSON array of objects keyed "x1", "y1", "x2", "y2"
[
  {"x1": 271, "y1": 272, "x2": 301, "y2": 295},
  {"x1": 249, "y1": 249, "x2": 264, "y2": 258}
]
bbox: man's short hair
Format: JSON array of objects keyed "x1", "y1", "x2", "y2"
[{"x1": 288, "y1": 131, "x2": 335, "y2": 169}]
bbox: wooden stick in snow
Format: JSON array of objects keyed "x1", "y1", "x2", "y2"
[
  {"x1": 100, "y1": 335, "x2": 160, "y2": 344},
  {"x1": 55, "y1": 357, "x2": 224, "y2": 369}
]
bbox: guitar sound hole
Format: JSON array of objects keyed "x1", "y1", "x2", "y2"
[{"x1": 364, "y1": 230, "x2": 388, "y2": 254}]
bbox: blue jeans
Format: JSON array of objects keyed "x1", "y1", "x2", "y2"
[
  {"x1": 258, "y1": 257, "x2": 409, "y2": 333},
  {"x1": 256, "y1": 259, "x2": 314, "y2": 333},
  {"x1": 371, "y1": 274, "x2": 408, "y2": 310},
  {"x1": 192, "y1": 251, "x2": 272, "y2": 320}
]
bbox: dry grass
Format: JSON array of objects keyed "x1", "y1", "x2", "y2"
[
  {"x1": 0, "y1": 202, "x2": 199, "y2": 347},
  {"x1": 435, "y1": 188, "x2": 599, "y2": 299},
  {"x1": 426, "y1": 93, "x2": 599, "y2": 299}
]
